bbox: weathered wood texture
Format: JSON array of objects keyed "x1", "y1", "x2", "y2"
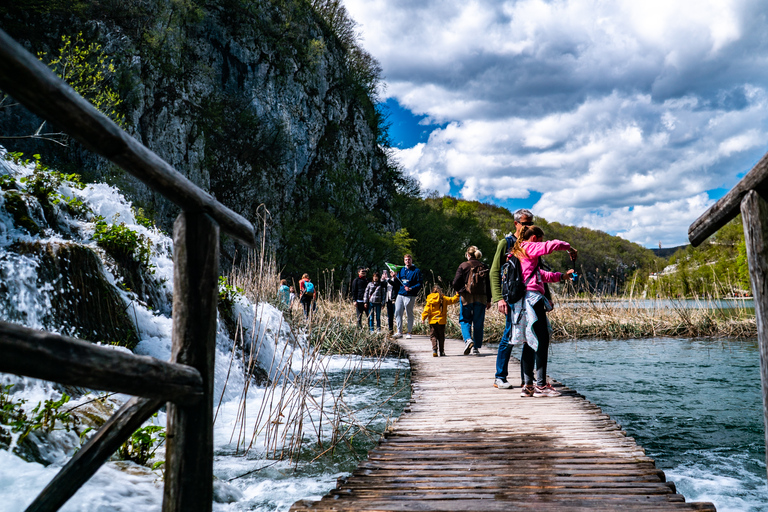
[
  {"x1": 0, "y1": 28, "x2": 255, "y2": 245},
  {"x1": 163, "y1": 213, "x2": 219, "y2": 512},
  {"x1": 25, "y1": 396, "x2": 163, "y2": 512},
  {"x1": 0, "y1": 320, "x2": 203, "y2": 404},
  {"x1": 689, "y1": 148, "x2": 768, "y2": 246},
  {"x1": 740, "y1": 190, "x2": 768, "y2": 481},
  {"x1": 291, "y1": 336, "x2": 716, "y2": 512}
]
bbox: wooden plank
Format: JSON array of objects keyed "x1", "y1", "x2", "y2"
[
  {"x1": 740, "y1": 189, "x2": 768, "y2": 483},
  {"x1": 24, "y1": 396, "x2": 163, "y2": 512},
  {"x1": 0, "y1": 29, "x2": 255, "y2": 246},
  {"x1": 162, "y1": 213, "x2": 218, "y2": 512},
  {"x1": 291, "y1": 334, "x2": 716, "y2": 512},
  {"x1": 689, "y1": 148, "x2": 768, "y2": 246},
  {"x1": 0, "y1": 321, "x2": 202, "y2": 404}
]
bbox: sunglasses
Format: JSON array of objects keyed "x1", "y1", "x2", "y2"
[{"x1": 518, "y1": 221, "x2": 534, "y2": 226}]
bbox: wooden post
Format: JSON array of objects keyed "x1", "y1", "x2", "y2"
[
  {"x1": 740, "y1": 190, "x2": 768, "y2": 481},
  {"x1": 163, "y1": 212, "x2": 219, "y2": 512}
]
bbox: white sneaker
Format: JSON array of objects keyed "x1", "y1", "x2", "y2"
[
  {"x1": 405, "y1": 333, "x2": 412, "y2": 339},
  {"x1": 393, "y1": 332, "x2": 403, "y2": 339},
  {"x1": 463, "y1": 339, "x2": 474, "y2": 355},
  {"x1": 494, "y1": 378, "x2": 513, "y2": 389}
]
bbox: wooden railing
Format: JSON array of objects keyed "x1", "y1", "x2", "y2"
[
  {"x1": 688, "y1": 152, "x2": 768, "y2": 483},
  {"x1": 0, "y1": 28, "x2": 256, "y2": 512}
]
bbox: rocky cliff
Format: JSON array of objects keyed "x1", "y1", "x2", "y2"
[{"x1": 0, "y1": 0, "x2": 403, "y2": 277}]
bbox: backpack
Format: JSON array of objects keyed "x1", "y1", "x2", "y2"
[
  {"x1": 501, "y1": 253, "x2": 538, "y2": 304},
  {"x1": 304, "y1": 281, "x2": 315, "y2": 295},
  {"x1": 465, "y1": 263, "x2": 489, "y2": 295}
]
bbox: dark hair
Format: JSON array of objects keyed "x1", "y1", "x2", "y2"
[{"x1": 373, "y1": 271, "x2": 380, "y2": 279}]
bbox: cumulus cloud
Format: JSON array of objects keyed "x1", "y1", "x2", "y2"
[{"x1": 344, "y1": 0, "x2": 768, "y2": 246}]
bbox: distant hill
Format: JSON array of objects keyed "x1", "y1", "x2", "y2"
[{"x1": 652, "y1": 245, "x2": 688, "y2": 258}]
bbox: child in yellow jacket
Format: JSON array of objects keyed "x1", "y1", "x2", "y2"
[{"x1": 421, "y1": 285, "x2": 460, "y2": 357}]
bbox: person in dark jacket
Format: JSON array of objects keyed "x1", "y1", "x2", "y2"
[
  {"x1": 393, "y1": 254, "x2": 422, "y2": 339},
  {"x1": 452, "y1": 245, "x2": 492, "y2": 356},
  {"x1": 351, "y1": 267, "x2": 369, "y2": 328},
  {"x1": 382, "y1": 269, "x2": 401, "y2": 334}
]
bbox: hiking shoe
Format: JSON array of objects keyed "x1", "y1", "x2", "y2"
[
  {"x1": 393, "y1": 332, "x2": 403, "y2": 339},
  {"x1": 533, "y1": 384, "x2": 561, "y2": 397},
  {"x1": 439, "y1": 351, "x2": 446, "y2": 357},
  {"x1": 432, "y1": 351, "x2": 438, "y2": 357},
  {"x1": 493, "y1": 378, "x2": 512, "y2": 389},
  {"x1": 520, "y1": 385, "x2": 535, "y2": 397},
  {"x1": 463, "y1": 339, "x2": 474, "y2": 355},
  {"x1": 472, "y1": 347, "x2": 480, "y2": 355},
  {"x1": 405, "y1": 333, "x2": 412, "y2": 339}
]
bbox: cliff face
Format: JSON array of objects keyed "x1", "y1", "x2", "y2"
[{"x1": 0, "y1": 0, "x2": 399, "y2": 275}]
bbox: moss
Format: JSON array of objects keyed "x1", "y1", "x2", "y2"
[
  {"x1": 2, "y1": 191, "x2": 42, "y2": 235},
  {"x1": 11, "y1": 241, "x2": 140, "y2": 349}
]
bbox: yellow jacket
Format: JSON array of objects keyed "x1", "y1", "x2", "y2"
[{"x1": 421, "y1": 292, "x2": 460, "y2": 325}]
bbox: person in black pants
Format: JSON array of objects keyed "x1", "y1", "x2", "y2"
[
  {"x1": 382, "y1": 269, "x2": 401, "y2": 334},
  {"x1": 351, "y1": 267, "x2": 369, "y2": 328}
]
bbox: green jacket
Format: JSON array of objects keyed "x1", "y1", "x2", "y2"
[{"x1": 490, "y1": 235, "x2": 515, "y2": 304}]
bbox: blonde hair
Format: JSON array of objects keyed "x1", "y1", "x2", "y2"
[
  {"x1": 466, "y1": 245, "x2": 482, "y2": 259},
  {"x1": 512, "y1": 225, "x2": 544, "y2": 259},
  {"x1": 302, "y1": 273, "x2": 309, "y2": 279},
  {"x1": 431, "y1": 284, "x2": 443, "y2": 294}
]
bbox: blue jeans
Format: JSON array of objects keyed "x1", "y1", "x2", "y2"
[
  {"x1": 368, "y1": 303, "x2": 382, "y2": 331},
  {"x1": 459, "y1": 298, "x2": 486, "y2": 348},
  {"x1": 495, "y1": 304, "x2": 515, "y2": 381}
]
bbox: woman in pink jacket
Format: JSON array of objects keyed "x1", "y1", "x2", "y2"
[{"x1": 510, "y1": 225, "x2": 577, "y2": 398}]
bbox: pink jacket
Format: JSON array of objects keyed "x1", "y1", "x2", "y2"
[{"x1": 518, "y1": 240, "x2": 571, "y2": 295}]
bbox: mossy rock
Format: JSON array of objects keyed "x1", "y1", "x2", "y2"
[
  {"x1": 2, "y1": 190, "x2": 42, "y2": 235},
  {"x1": 10, "y1": 241, "x2": 139, "y2": 349}
]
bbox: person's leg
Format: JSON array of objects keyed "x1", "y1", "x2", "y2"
[
  {"x1": 394, "y1": 296, "x2": 404, "y2": 334},
  {"x1": 368, "y1": 305, "x2": 375, "y2": 331},
  {"x1": 520, "y1": 344, "x2": 536, "y2": 385},
  {"x1": 405, "y1": 296, "x2": 416, "y2": 333},
  {"x1": 494, "y1": 306, "x2": 513, "y2": 380},
  {"x1": 375, "y1": 304, "x2": 382, "y2": 329},
  {"x1": 532, "y1": 300, "x2": 551, "y2": 388},
  {"x1": 458, "y1": 297, "x2": 473, "y2": 341},
  {"x1": 387, "y1": 302, "x2": 395, "y2": 332},
  {"x1": 473, "y1": 302, "x2": 486, "y2": 349},
  {"x1": 429, "y1": 324, "x2": 438, "y2": 352},
  {"x1": 356, "y1": 302, "x2": 365, "y2": 327},
  {"x1": 437, "y1": 324, "x2": 446, "y2": 353}
]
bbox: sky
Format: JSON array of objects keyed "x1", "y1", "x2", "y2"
[{"x1": 343, "y1": 0, "x2": 768, "y2": 248}]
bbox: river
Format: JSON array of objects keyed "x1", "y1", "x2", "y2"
[{"x1": 547, "y1": 337, "x2": 767, "y2": 512}]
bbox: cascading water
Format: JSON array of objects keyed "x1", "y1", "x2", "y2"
[{"x1": 0, "y1": 148, "x2": 410, "y2": 511}]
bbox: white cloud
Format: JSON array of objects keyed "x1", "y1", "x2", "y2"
[{"x1": 344, "y1": 0, "x2": 768, "y2": 246}]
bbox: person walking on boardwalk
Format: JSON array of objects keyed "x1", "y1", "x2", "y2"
[
  {"x1": 351, "y1": 267, "x2": 370, "y2": 328},
  {"x1": 421, "y1": 285, "x2": 460, "y2": 357},
  {"x1": 364, "y1": 272, "x2": 385, "y2": 332},
  {"x1": 393, "y1": 254, "x2": 422, "y2": 339},
  {"x1": 382, "y1": 269, "x2": 400, "y2": 334},
  {"x1": 278, "y1": 279, "x2": 290, "y2": 307},
  {"x1": 490, "y1": 208, "x2": 534, "y2": 389},
  {"x1": 452, "y1": 245, "x2": 492, "y2": 356},
  {"x1": 299, "y1": 273, "x2": 316, "y2": 319},
  {"x1": 510, "y1": 225, "x2": 576, "y2": 398}
]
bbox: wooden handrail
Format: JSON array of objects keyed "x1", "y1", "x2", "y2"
[
  {"x1": 689, "y1": 148, "x2": 768, "y2": 246},
  {"x1": 0, "y1": 28, "x2": 256, "y2": 246},
  {"x1": 0, "y1": 321, "x2": 203, "y2": 404}
]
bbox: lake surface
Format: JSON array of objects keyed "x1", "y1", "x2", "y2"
[{"x1": 547, "y1": 337, "x2": 767, "y2": 512}]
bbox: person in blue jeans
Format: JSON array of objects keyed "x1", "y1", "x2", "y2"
[
  {"x1": 363, "y1": 272, "x2": 385, "y2": 331},
  {"x1": 452, "y1": 245, "x2": 492, "y2": 355},
  {"x1": 489, "y1": 209, "x2": 533, "y2": 388}
]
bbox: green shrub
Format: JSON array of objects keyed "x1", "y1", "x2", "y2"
[{"x1": 93, "y1": 218, "x2": 153, "y2": 268}]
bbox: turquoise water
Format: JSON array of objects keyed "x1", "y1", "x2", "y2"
[{"x1": 548, "y1": 338, "x2": 767, "y2": 512}]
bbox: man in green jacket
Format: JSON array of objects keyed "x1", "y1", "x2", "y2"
[{"x1": 491, "y1": 208, "x2": 533, "y2": 389}]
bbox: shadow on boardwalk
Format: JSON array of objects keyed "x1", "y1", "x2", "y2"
[{"x1": 291, "y1": 334, "x2": 716, "y2": 511}]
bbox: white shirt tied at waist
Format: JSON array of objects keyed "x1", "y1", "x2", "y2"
[{"x1": 510, "y1": 291, "x2": 553, "y2": 352}]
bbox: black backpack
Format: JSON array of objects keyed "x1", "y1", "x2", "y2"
[{"x1": 501, "y1": 255, "x2": 538, "y2": 304}]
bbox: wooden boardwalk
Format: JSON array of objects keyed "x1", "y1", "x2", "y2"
[{"x1": 291, "y1": 335, "x2": 716, "y2": 511}]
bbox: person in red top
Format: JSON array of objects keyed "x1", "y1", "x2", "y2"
[
  {"x1": 298, "y1": 273, "x2": 316, "y2": 319},
  {"x1": 510, "y1": 225, "x2": 576, "y2": 398}
]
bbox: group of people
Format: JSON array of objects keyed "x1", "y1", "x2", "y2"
[
  {"x1": 350, "y1": 254, "x2": 423, "y2": 336},
  {"x1": 395, "y1": 208, "x2": 578, "y2": 399},
  {"x1": 277, "y1": 209, "x2": 577, "y2": 398},
  {"x1": 278, "y1": 273, "x2": 317, "y2": 318}
]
